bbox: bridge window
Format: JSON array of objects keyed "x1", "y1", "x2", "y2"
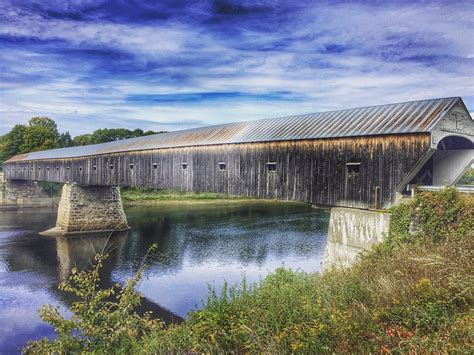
[
  {"x1": 79, "y1": 167, "x2": 83, "y2": 172},
  {"x1": 30, "y1": 167, "x2": 33, "y2": 171},
  {"x1": 92, "y1": 166, "x2": 97, "y2": 171},
  {"x1": 153, "y1": 163, "x2": 158, "y2": 170},
  {"x1": 129, "y1": 164, "x2": 134, "y2": 170},
  {"x1": 38, "y1": 167, "x2": 41, "y2": 171},
  {"x1": 109, "y1": 164, "x2": 114, "y2": 170},
  {"x1": 46, "y1": 167, "x2": 50, "y2": 171},
  {"x1": 346, "y1": 162, "x2": 361, "y2": 175},
  {"x1": 67, "y1": 166, "x2": 70, "y2": 171},
  {"x1": 181, "y1": 163, "x2": 188, "y2": 170},
  {"x1": 218, "y1": 162, "x2": 226, "y2": 171},
  {"x1": 267, "y1": 162, "x2": 277, "y2": 172}
]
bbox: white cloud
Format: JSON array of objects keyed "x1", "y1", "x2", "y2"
[{"x1": 0, "y1": 1, "x2": 472, "y2": 135}]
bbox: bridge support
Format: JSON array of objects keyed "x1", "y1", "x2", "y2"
[
  {"x1": 41, "y1": 183, "x2": 129, "y2": 236},
  {"x1": 323, "y1": 207, "x2": 391, "y2": 269},
  {"x1": 0, "y1": 175, "x2": 57, "y2": 207}
]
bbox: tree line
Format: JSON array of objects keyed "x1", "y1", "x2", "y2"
[{"x1": 0, "y1": 117, "x2": 164, "y2": 164}]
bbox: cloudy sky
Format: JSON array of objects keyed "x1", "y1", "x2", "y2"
[{"x1": 0, "y1": 0, "x2": 473, "y2": 136}]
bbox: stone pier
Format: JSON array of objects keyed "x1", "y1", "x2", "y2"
[
  {"x1": 323, "y1": 207, "x2": 391, "y2": 269},
  {"x1": 0, "y1": 174, "x2": 58, "y2": 207},
  {"x1": 41, "y1": 183, "x2": 129, "y2": 236}
]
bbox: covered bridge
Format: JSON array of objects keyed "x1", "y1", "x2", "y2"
[{"x1": 3, "y1": 97, "x2": 474, "y2": 211}]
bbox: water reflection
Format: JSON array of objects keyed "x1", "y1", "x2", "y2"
[{"x1": 0, "y1": 202, "x2": 329, "y2": 353}]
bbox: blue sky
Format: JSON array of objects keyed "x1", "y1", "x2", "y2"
[{"x1": 0, "y1": 0, "x2": 473, "y2": 135}]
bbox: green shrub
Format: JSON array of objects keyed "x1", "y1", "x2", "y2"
[{"x1": 23, "y1": 245, "x2": 162, "y2": 353}]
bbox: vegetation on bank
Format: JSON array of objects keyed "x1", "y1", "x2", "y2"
[
  {"x1": 121, "y1": 187, "x2": 250, "y2": 202},
  {"x1": 24, "y1": 189, "x2": 474, "y2": 353}
]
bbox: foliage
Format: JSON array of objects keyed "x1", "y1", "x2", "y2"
[
  {"x1": 387, "y1": 187, "x2": 473, "y2": 245},
  {"x1": 72, "y1": 128, "x2": 164, "y2": 146},
  {"x1": 23, "y1": 244, "x2": 162, "y2": 354},
  {"x1": 459, "y1": 167, "x2": 474, "y2": 185},
  {"x1": 26, "y1": 190, "x2": 474, "y2": 353},
  {"x1": 0, "y1": 124, "x2": 26, "y2": 162},
  {"x1": 20, "y1": 117, "x2": 60, "y2": 153},
  {"x1": 58, "y1": 132, "x2": 74, "y2": 148},
  {"x1": 37, "y1": 181, "x2": 63, "y2": 197},
  {"x1": 0, "y1": 117, "x2": 64, "y2": 164},
  {"x1": 121, "y1": 187, "x2": 250, "y2": 202},
  {"x1": 0, "y1": 117, "x2": 165, "y2": 164}
]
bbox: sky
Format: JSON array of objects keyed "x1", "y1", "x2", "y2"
[{"x1": 0, "y1": 0, "x2": 473, "y2": 136}]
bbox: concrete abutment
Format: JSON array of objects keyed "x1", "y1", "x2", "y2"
[
  {"x1": 41, "y1": 183, "x2": 129, "y2": 236},
  {"x1": 323, "y1": 207, "x2": 391, "y2": 269}
]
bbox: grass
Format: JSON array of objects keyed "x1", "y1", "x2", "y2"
[
  {"x1": 25, "y1": 188, "x2": 474, "y2": 353},
  {"x1": 121, "y1": 187, "x2": 251, "y2": 203}
]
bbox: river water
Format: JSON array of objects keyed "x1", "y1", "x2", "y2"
[{"x1": 0, "y1": 202, "x2": 330, "y2": 353}]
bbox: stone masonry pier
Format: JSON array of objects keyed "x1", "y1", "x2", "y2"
[{"x1": 41, "y1": 183, "x2": 129, "y2": 236}]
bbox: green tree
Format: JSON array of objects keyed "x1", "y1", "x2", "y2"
[
  {"x1": 72, "y1": 134, "x2": 93, "y2": 146},
  {"x1": 59, "y1": 132, "x2": 74, "y2": 148},
  {"x1": 72, "y1": 128, "x2": 163, "y2": 146},
  {"x1": 20, "y1": 117, "x2": 60, "y2": 153},
  {"x1": 0, "y1": 124, "x2": 27, "y2": 162}
]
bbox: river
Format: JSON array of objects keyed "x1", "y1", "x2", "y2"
[{"x1": 0, "y1": 202, "x2": 330, "y2": 353}]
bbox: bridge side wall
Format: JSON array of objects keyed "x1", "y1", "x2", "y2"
[{"x1": 3, "y1": 134, "x2": 431, "y2": 209}]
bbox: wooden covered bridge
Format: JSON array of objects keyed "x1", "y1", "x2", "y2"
[{"x1": 2, "y1": 97, "x2": 473, "y2": 234}]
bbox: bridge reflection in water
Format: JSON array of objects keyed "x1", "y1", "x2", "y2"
[{"x1": 53, "y1": 231, "x2": 183, "y2": 324}]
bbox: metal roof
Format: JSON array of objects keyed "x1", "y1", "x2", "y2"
[{"x1": 6, "y1": 97, "x2": 463, "y2": 162}]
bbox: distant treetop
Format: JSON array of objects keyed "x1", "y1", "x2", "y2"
[
  {"x1": 72, "y1": 128, "x2": 164, "y2": 146},
  {"x1": 0, "y1": 117, "x2": 166, "y2": 164}
]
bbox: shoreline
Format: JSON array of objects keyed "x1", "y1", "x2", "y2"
[{"x1": 123, "y1": 198, "x2": 301, "y2": 206}]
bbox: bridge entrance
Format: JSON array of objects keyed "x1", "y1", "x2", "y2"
[
  {"x1": 433, "y1": 136, "x2": 473, "y2": 186},
  {"x1": 403, "y1": 135, "x2": 473, "y2": 195}
]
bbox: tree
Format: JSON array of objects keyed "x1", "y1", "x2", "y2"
[
  {"x1": 0, "y1": 117, "x2": 166, "y2": 164},
  {"x1": 72, "y1": 128, "x2": 163, "y2": 146},
  {"x1": 72, "y1": 134, "x2": 93, "y2": 146},
  {"x1": 20, "y1": 117, "x2": 60, "y2": 153},
  {"x1": 0, "y1": 124, "x2": 27, "y2": 162},
  {"x1": 59, "y1": 132, "x2": 74, "y2": 148}
]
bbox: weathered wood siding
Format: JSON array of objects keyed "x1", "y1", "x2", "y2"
[{"x1": 3, "y1": 133, "x2": 431, "y2": 208}]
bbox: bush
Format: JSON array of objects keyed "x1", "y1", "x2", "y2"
[{"x1": 23, "y1": 245, "x2": 162, "y2": 353}]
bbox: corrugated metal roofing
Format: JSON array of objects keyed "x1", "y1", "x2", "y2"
[{"x1": 6, "y1": 97, "x2": 463, "y2": 162}]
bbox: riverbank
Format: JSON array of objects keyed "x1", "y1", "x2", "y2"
[
  {"x1": 122, "y1": 187, "x2": 260, "y2": 205},
  {"x1": 25, "y1": 189, "x2": 473, "y2": 353},
  {"x1": 142, "y1": 189, "x2": 473, "y2": 353}
]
